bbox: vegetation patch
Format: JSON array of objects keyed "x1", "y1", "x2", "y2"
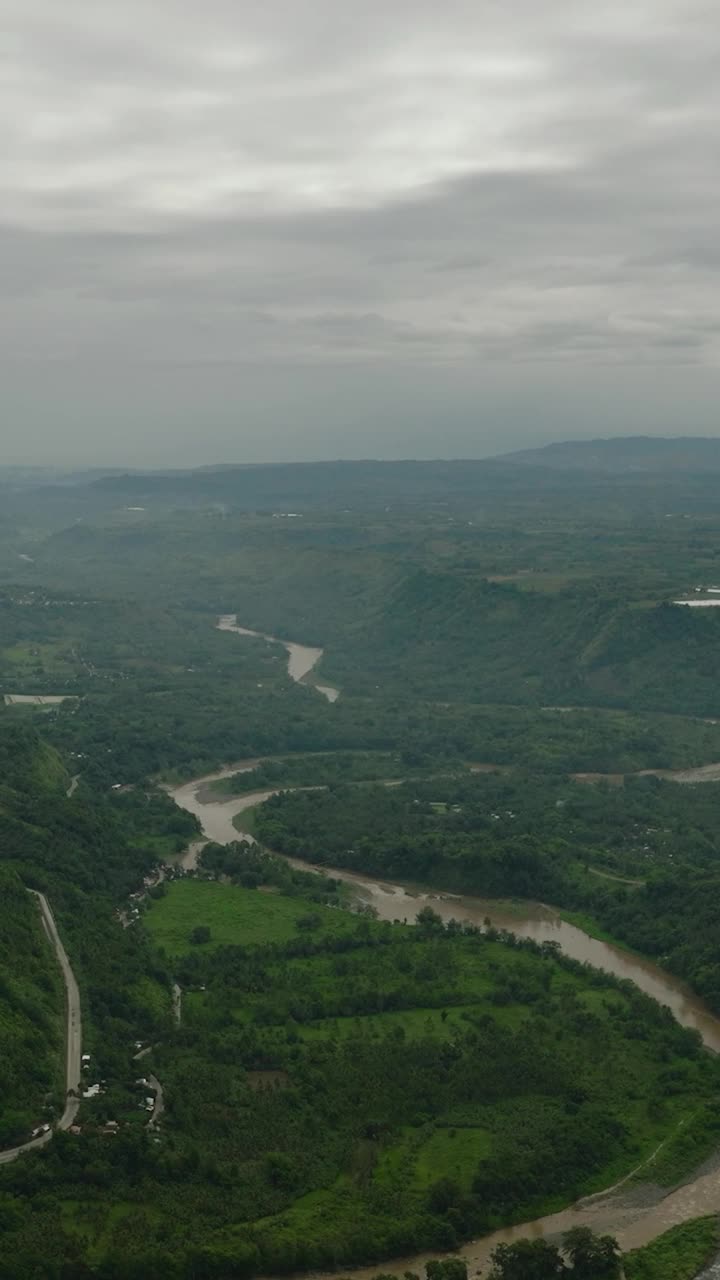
[
  {"x1": 5, "y1": 467, "x2": 720, "y2": 1276},
  {"x1": 0, "y1": 871, "x2": 63, "y2": 1145},
  {"x1": 624, "y1": 1216, "x2": 719, "y2": 1280},
  {"x1": 145, "y1": 878, "x2": 354, "y2": 954},
  {"x1": 139, "y1": 915, "x2": 720, "y2": 1273},
  {"x1": 211, "y1": 751, "x2": 445, "y2": 796},
  {"x1": 255, "y1": 772, "x2": 720, "y2": 1013}
]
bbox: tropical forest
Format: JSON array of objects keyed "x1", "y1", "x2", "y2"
[{"x1": 2, "y1": 446, "x2": 720, "y2": 1279}]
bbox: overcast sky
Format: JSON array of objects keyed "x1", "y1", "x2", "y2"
[{"x1": 3, "y1": 0, "x2": 720, "y2": 465}]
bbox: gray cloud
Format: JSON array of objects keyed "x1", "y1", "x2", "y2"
[{"x1": 1, "y1": 0, "x2": 720, "y2": 463}]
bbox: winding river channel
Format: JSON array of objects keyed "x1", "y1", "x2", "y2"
[
  {"x1": 217, "y1": 614, "x2": 340, "y2": 702},
  {"x1": 166, "y1": 618, "x2": 720, "y2": 1272},
  {"x1": 168, "y1": 760, "x2": 720, "y2": 1273}
]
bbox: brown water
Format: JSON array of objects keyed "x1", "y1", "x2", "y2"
[
  {"x1": 168, "y1": 764, "x2": 720, "y2": 1272},
  {"x1": 216, "y1": 614, "x2": 340, "y2": 701}
]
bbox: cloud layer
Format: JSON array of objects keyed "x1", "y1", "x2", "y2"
[{"x1": 2, "y1": 1, "x2": 719, "y2": 460}]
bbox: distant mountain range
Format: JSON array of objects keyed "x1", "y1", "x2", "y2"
[
  {"x1": 0, "y1": 466, "x2": 131, "y2": 488},
  {"x1": 72, "y1": 437, "x2": 720, "y2": 508},
  {"x1": 67, "y1": 457, "x2": 583, "y2": 514},
  {"x1": 497, "y1": 436, "x2": 720, "y2": 472},
  {"x1": 6, "y1": 438, "x2": 720, "y2": 521}
]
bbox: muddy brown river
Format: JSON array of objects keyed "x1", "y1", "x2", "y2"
[
  {"x1": 217, "y1": 614, "x2": 340, "y2": 701},
  {"x1": 167, "y1": 760, "x2": 720, "y2": 1272}
]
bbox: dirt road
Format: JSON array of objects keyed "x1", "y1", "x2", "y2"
[{"x1": 148, "y1": 1074, "x2": 164, "y2": 1128}]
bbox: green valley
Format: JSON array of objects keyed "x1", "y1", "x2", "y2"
[{"x1": 2, "y1": 449, "x2": 720, "y2": 1278}]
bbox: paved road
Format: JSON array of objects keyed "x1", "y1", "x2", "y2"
[{"x1": 0, "y1": 892, "x2": 82, "y2": 1164}]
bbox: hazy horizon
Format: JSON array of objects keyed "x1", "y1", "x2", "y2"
[
  {"x1": 6, "y1": 362, "x2": 720, "y2": 469},
  {"x1": 4, "y1": 1, "x2": 720, "y2": 466},
  {"x1": 8, "y1": 425, "x2": 720, "y2": 474}
]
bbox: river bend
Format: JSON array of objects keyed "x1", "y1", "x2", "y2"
[
  {"x1": 167, "y1": 761, "x2": 720, "y2": 1271},
  {"x1": 217, "y1": 615, "x2": 339, "y2": 701}
]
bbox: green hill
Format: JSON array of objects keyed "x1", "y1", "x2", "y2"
[
  {"x1": 0, "y1": 869, "x2": 63, "y2": 1144},
  {"x1": 0, "y1": 720, "x2": 68, "y2": 794},
  {"x1": 323, "y1": 570, "x2": 720, "y2": 716},
  {"x1": 0, "y1": 718, "x2": 195, "y2": 1120}
]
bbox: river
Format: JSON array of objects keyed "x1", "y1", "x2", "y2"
[
  {"x1": 217, "y1": 614, "x2": 340, "y2": 701},
  {"x1": 167, "y1": 762, "x2": 720, "y2": 1272},
  {"x1": 171, "y1": 767, "x2": 720, "y2": 1048}
]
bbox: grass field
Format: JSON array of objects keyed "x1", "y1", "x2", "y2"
[
  {"x1": 1, "y1": 640, "x2": 75, "y2": 675},
  {"x1": 144, "y1": 879, "x2": 354, "y2": 954},
  {"x1": 297, "y1": 1002, "x2": 527, "y2": 1041},
  {"x1": 418, "y1": 1124, "x2": 492, "y2": 1189},
  {"x1": 135, "y1": 832, "x2": 187, "y2": 859},
  {"x1": 374, "y1": 1122, "x2": 494, "y2": 1192}
]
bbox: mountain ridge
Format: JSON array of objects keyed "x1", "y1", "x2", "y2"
[{"x1": 497, "y1": 435, "x2": 720, "y2": 472}]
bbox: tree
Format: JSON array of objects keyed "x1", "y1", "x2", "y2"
[
  {"x1": 416, "y1": 906, "x2": 444, "y2": 934},
  {"x1": 427, "y1": 1176, "x2": 462, "y2": 1215},
  {"x1": 189, "y1": 925, "x2": 211, "y2": 945},
  {"x1": 488, "y1": 1239, "x2": 566, "y2": 1280},
  {"x1": 264, "y1": 1150, "x2": 296, "y2": 1189},
  {"x1": 425, "y1": 1260, "x2": 467, "y2": 1280},
  {"x1": 562, "y1": 1227, "x2": 621, "y2": 1279},
  {"x1": 295, "y1": 912, "x2": 322, "y2": 931}
]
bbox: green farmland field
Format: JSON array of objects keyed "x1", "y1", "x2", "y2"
[{"x1": 145, "y1": 879, "x2": 354, "y2": 954}]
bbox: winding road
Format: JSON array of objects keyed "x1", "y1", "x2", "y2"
[{"x1": 0, "y1": 892, "x2": 82, "y2": 1164}]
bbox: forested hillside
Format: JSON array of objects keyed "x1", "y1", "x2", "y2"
[
  {"x1": 320, "y1": 571, "x2": 720, "y2": 714},
  {"x1": 0, "y1": 870, "x2": 62, "y2": 1144},
  {"x1": 0, "y1": 719, "x2": 197, "y2": 1106},
  {"x1": 10, "y1": 454, "x2": 720, "y2": 719},
  {"x1": 1, "y1": 451, "x2": 720, "y2": 1277}
]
